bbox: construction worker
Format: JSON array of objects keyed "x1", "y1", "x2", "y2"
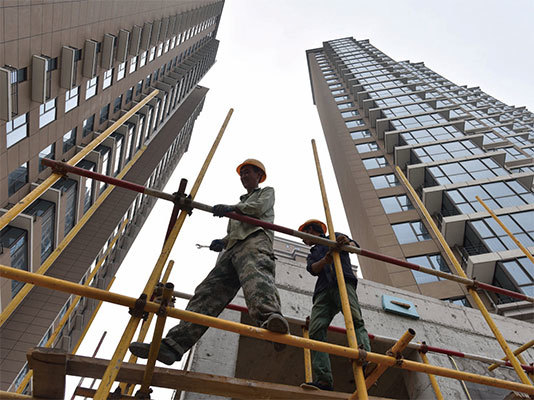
[
  {"x1": 298, "y1": 219, "x2": 371, "y2": 391},
  {"x1": 129, "y1": 159, "x2": 289, "y2": 365}
]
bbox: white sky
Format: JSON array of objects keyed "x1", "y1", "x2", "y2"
[{"x1": 66, "y1": 1, "x2": 534, "y2": 397}]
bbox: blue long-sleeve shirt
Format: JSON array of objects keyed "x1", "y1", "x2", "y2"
[{"x1": 306, "y1": 233, "x2": 358, "y2": 300}]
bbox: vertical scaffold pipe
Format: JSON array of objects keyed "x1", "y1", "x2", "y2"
[
  {"x1": 311, "y1": 139, "x2": 368, "y2": 400},
  {"x1": 93, "y1": 108, "x2": 234, "y2": 399},
  {"x1": 396, "y1": 166, "x2": 532, "y2": 387}
]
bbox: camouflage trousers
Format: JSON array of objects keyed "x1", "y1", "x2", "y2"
[{"x1": 163, "y1": 230, "x2": 282, "y2": 356}]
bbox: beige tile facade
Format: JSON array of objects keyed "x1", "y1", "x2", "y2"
[{"x1": 0, "y1": 0, "x2": 225, "y2": 392}]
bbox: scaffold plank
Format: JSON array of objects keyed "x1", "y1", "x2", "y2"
[{"x1": 27, "y1": 348, "x2": 392, "y2": 400}]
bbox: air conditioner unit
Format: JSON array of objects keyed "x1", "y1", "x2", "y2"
[
  {"x1": 101, "y1": 34, "x2": 116, "y2": 70},
  {"x1": 129, "y1": 25, "x2": 142, "y2": 56},
  {"x1": 83, "y1": 40, "x2": 99, "y2": 78},
  {"x1": 60, "y1": 46, "x2": 77, "y2": 89},
  {"x1": 116, "y1": 29, "x2": 130, "y2": 63}
]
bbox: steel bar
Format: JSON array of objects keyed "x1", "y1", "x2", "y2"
[
  {"x1": 94, "y1": 108, "x2": 233, "y2": 399},
  {"x1": 363, "y1": 329, "x2": 415, "y2": 390},
  {"x1": 311, "y1": 139, "x2": 367, "y2": 400},
  {"x1": 170, "y1": 290, "x2": 534, "y2": 373},
  {"x1": 419, "y1": 350, "x2": 444, "y2": 400},
  {"x1": 70, "y1": 331, "x2": 108, "y2": 400},
  {"x1": 41, "y1": 158, "x2": 176, "y2": 203},
  {"x1": 2, "y1": 264, "x2": 533, "y2": 396},
  {"x1": 396, "y1": 166, "x2": 533, "y2": 386},
  {"x1": 476, "y1": 195, "x2": 534, "y2": 265},
  {"x1": 488, "y1": 340, "x2": 534, "y2": 372},
  {"x1": 0, "y1": 89, "x2": 159, "y2": 233}
]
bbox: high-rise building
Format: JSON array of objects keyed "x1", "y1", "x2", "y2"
[
  {"x1": 306, "y1": 37, "x2": 533, "y2": 321},
  {"x1": 0, "y1": 0, "x2": 224, "y2": 393}
]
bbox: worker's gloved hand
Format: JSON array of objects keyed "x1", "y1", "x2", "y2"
[
  {"x1": 212, "y1": 204, "x2": 235, "y2": 217},
  {"x1": 336, "y1": 235, "x2": 350, "y2": 247},
  {"x1": 209, "y1": 239, "x2": 225, "y2": 252}
]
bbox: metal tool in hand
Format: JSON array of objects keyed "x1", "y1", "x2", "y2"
[{"x1": 195, "y1": 243, "x2": 210, "y2": 249}]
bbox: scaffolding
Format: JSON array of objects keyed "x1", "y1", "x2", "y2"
[{"x1": 0, "y1": 109, "x2": 533, "y2": 399}]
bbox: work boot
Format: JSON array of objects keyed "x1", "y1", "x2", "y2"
[
  {"x1": 261, "y1": 313, "x2": 289, "y2": 351},
  {"x1": 128, "y1": 341, "x2": 181, "y2": 365},
  {"x1": 300, "y1": 381, "x2": 334, "y2": 391}
]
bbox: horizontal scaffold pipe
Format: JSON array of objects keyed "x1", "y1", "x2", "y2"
[
  {"x1": 170, "y1": 290, "x2": 534, "y2": 374},
  {"x1": 0, "y1": 264, "x2": 533, "y2": 396},
  {"x1": 34, "y1": 163, "x2": 534, "y2": 305}
]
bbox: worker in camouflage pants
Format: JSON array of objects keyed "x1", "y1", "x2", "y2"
[{"x1": 129, "y1": 159, "x2": 289, "y2": 365}]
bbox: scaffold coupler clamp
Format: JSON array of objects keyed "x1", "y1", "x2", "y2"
[
  {"x1": 134, "y1": 387, "x2": 153, "y2": 399},
  {"x1": 420, "y1": 341, "x2": 429, "y2": 354},
  {"x1": 129, "y1": 293, "x2": 149, "y2": 321},
  {"x1": 469, "y1": 277, "x2": 480, "y2": 291},
  {"x1": 356, "y1": 348, "x2": 367, "y2": 366},
  {"x1": 44, "y1": 159, "x2": 69, "y2": 177},
  {"x1": 173, "y1": 178, "x2": 193, "y2": 215},
  {"x1": 387, "y1": 349, "x2": 404, "y2": 367},
  {"x1": 157, "y1": 282, "x2": 175, "y2": 317},
  {"x1": 304, "y1": 316, "x2": 310, "y2": 330}
]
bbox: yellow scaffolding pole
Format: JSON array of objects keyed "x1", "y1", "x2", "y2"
[
  {"x1": 302, "y1": 326, "x2": 313, "y2": 383},
  {"x1": 475, "y1": 195, "x2": 534, "y2": 264},
  {"x1": 311, "y1": 139, "x2": 368, "y2": 400},
  {"x1": 1, "y1": 263, "x2": 533, "y2": 396},
  {"x1": 0, "y1": 92, "x2": 156, "y2": 328},
  {"x1": 93, "y1": 108, "x2": 234, "y2": 399},
  {"x1": 419, "y1": 350, "x2": 444, "y2": 400},
  {"x1": 396, "y1": 166, "x2": 532, "y2": 386},
  {"x1": 488, "y1": 340, "x2": 534, "y2": 372}
]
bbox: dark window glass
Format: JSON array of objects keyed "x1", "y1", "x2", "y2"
[
  {"x1": 26, "y1": 199, "x2": 55, "y2": 262},
  {"x1": 53, "y1": 179, "x2": 77, "y2": 234},
  {"x1": 100, "y1": 104, "x2": 110, "y2": 124},
  {"x1": 83, "y1": 115, "x2": 95, "y2": 137},
  {"x1": 39, "y1": 143, "x2": 55, "y2": 172},
  {"x1": 0, "y1": 226, "x2": 28, "y2": 296},
  {"x1": 8, "y1": 162, "x2": 28, "y2": 196}
]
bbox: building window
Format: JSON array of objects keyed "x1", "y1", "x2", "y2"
[
  {"x1": 117, "y1": 62, "x2": 126, "y2": 81},
  {"x1": 156, "y1": 43, "x2": 163, "y2": 57},
  {"x1": 103, "y1": 69, "x2": 113, "y2": 89},
  {"x1": 362, "y1": 156, "x2": 387, "y2": 170},
  {"x1": 334, "y1": 96, "x2": 348, "y2": 102},
  {"x1": 442, "y1": 180, "x2": 534, "y2": 216},
  {"x1": 136, "y1": 80, "x2": 143, "y2": 96},
  {"x1": 129, "y1": 56, "x2": 137, "y2": 74},
  {"x1": 400, "y1": 125, "x2": 462, "y2": 145},
  {"x1": 6, "y1": 113, "x2": 28, "y2": 148},
  {"x1": 356, "y1": 141, "x2": 379, "y2": 153},
  {"x1": 445, "y1": 297, "x2": 471, "y2": 307},
  {"x1": 64, "y1": 86, "x2": 79, "y2": 113},
  {"x1": 78, "y1": 160, "x2": 95, "y2": 213},
  {"x1": 492, "y1": 257, "x2": 534, "y2": 303},
  {"x1": 82, "y1": 115, "x2": 95, "y2": 137},
  {"x1": 26, "y1": 199, "x2": 55, "y2": 263},
  {"x1": 113, "y1": 95, "x2": 123, "y2": 113},
  {"x1": 411, "y1": 140, "x2": 483, "y2": 164},
  {"x1": 341, "y1": 110, "x2": 359, "y2": 118},
  {"x1": 139, "y1": 51, "x2": 147, "y2": 68},
  {"x1": 148, "y1": 47, "x2": 156, "y2": 62},
  {"x1": 346, "y1": 120, "x2": 365, "y2": 129},
  {"x1": 97, "y1": 145, "x2": 111, "y2": 193},
  {"x1": 100, "y1": 104, "x2": 110, "y2": 124},
  {"x1": 466, "y1": 210, "x2": 534, "y2": 253},
  {"x1": 63, "y1": 128, "x2": 76, "y2": 153},
  {"x1": 392, "y1": 221, "x2": 431, "y2": 244},
  {"x1": 111, "y1": 132, "x2": 124, "y2": 176},
  {"x1": 350, "y1": 130, "x2": 371, "y2": 140},
  {"x1": 380, "y1": 195, "x2": 414, "y2": 214},
  {"x1": 371, "y1": 174, "x2": 399, "y2": 189},
  {"x1": 39, "y1": 98, "x2": 56, "y2": 128},
  {"x1": 0, "y1": 226, "x2": 28, "y2": 296},
  {"x1": 85, "y1": 77, "x2": 98, "y2": 99},
  {"x1": 53, "y1": 179, "x2": 78, "y2": 234},
  {"x1": 125, "y1": 87, "x2": 133, "y2": 104},
  {"x1": 39, "y1": 143, "x2": 55, "y2": 172},
  {"x1": 8, "y1": 162, "x2": 28, "y2": 196},
  {"x1": 425, "y1": 157, "x2": 509, "y2": 187},
  {"x1": 407, "y1": 254, "x2": 450, "y2": 284}
]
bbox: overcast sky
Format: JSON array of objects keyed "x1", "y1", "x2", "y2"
[{"x1": 66, "y1": 1, "x2": 533, "y2": 397}]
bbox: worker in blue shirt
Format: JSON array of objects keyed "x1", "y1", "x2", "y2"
[{"x1": 298, "y1": 219, "x2": 371, "y2": 391}]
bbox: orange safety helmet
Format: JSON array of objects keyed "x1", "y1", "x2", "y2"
[
  {"x1": 298, "y1": 219, "x2": 327, "y2": 234},
  {"x1": 236, "y1": 159, "x2": 267, "y2": 183}
]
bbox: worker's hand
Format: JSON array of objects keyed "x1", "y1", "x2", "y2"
[
  {"x1": 209, "y1": 239, "x2": 225, "y2": 252},
  {"x1": 323, "y1": 250, "x2": 334, "y2": 264},
  {"x1": 212, "y1": 204, "x2": 235, "y2": 217},
  {"x1": 336, "y1": 235, "x2": 350, "y2": 247}
]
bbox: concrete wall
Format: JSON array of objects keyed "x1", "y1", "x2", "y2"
[{"x1": 180, "y1": 236, "x2": 534, "y2": 399}]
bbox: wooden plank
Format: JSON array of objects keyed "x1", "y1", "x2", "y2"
[
  {"x1": 28, "y1": 349, "x2": 392, "y2": 400},
  {"x1": 26, "y1": 347, "x2": 66, "y2": 399}
]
